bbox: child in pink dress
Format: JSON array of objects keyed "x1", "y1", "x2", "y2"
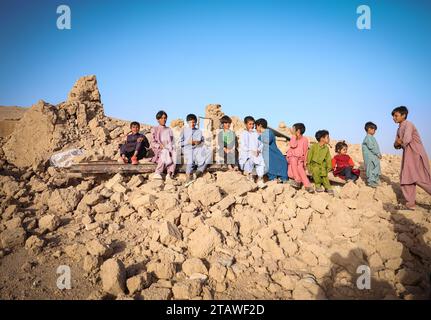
[
  {"x1": 392, "y1": 106, "x2": 431, "y2": 210},
  {"x1": 287, "y1": 123, "x2": 314, "y2": 193}
]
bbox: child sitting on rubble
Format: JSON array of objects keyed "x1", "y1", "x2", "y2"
[
  {"x1": 255, "y1": 118, "x2": 288, "y2": 183},
  {"x1": 150, "y1": 110, "x2": 176, "y2": 181},
  {"x1": 118, "y1": 121, "x2": 149, "y2": 165},
  {"x1": 217, "y1": 115, "x2": 238, "y2": 171},
  {"x1": 239, "y1": 116, "x2": 266, "y2": 189},
  {"x1": 287, "y1": 123, "x2": 314, "y2": 193},
  {"x1": 332, "y1": 141, "x2": 360, "y2": 182},
  {"x1": 307, "y1": 130, "x2": 334, "y2": 194},
  {"x1": 180, "y1": 114, "x2": 211, "y2": 186}
]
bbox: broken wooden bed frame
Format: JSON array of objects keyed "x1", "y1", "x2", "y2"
[{"x1": 68, "y1": 160, "x2": 346, "y2": 184}]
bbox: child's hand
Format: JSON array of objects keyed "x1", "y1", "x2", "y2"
[
  {"x1": 223, "y1": 147, "x2": 228, "y2": 153},
  {"x1": 395, "y1": 137, "x2": 403, "y2": 146},
  {"x1": 137, "y1": 137, "x2": 144, "y2": 143},
  {"x1": 160, "y1": 143, "x2": 164, "y2": 149}
]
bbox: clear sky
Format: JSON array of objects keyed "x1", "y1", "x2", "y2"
[{"x1": 0, "y1": 0, "x2": 430, "y2": 154}]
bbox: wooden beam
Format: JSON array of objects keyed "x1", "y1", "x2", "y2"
[{"x1": 68, "y1": 161, "x2": 229, "y2": 174}]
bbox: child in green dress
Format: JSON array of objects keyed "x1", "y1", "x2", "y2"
[{"x1": 307, "y1": 130, "x2": 334, "y2": 194}]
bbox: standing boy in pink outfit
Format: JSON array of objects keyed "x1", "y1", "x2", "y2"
[
  {"x1": 392, "y1": 106, "x2": 431, "y2": 210},
  {"x1": 287, "y1": 123, "x2": 314, "y2": 193}
]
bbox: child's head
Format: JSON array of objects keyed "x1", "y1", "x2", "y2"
[
  {"x1": 244, "y1": 116, "x2": 255, "y2": 131},
  {"x1": 391, "y1": 106, "x2": 408, "y2": 123},
  {"x1": 255, "y1": 118, "x2": 268, "y2": 133},
  {"x1": 364, "y1": 122, "x2": 377, "y2": 135},
  {"x1": 156, "y1": 110, "x2": 168, "y2": 126},
  {"x1": 220, "y1": 115, "x2": 232, "y2": 130},
  {"x1": 186, "y1": 114, "x2": 197, "y2": 128},
  {"x1": 130, "y1": 121, "x2": 140, "y2": 134},
  {"x1": 292, "y1": 123, "x2": 306, "y2": 137},
  {"x1": 315, "y1": 130, "x2": 330, "y2": 144},
  {"x1": 335, "y1": 141, "x2": 348, "y2": 155}
]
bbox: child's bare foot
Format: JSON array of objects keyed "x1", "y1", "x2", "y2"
[
  {"x1": 152, "y1": 173, "x2": 163, "y2": 180},
  {"x1": 396, "y1": 203, "x2": 415, "y2": 211},
  {"x1": 118, "y1": 155, "x2": 129, "y2": 164},
  {"x1": 257, "y1": 178, "x2": 267, "y2": 189},
  {"x1": 184, "y1": 174, "x2": 195, "y2": 187},
  {"x1": 305, "y1": 187, "x2": 315, "y2": 194},
  {"x1": 289, "y1": 180, "x2": 301, "y2": 189},
  {"x1": 245, "y1": 173, "x2": 254, "y2": 183},
  {"x1": 326, "y1": 189, "x2": 335, "y2": 195},
  {"x1": 131, "y1": 156, "x2": 139, "y2": 165}
]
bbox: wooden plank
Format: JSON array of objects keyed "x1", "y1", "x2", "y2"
[{"x1": 68, "y1": 162, "x2": 229, "y2": 174}]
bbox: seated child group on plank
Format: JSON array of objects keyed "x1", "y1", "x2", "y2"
[{"x1": 118, "y1": 106, "x2": 431, "y2": 209}]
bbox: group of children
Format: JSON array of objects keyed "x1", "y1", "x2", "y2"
[{"x1": 118, "y1": 106, "x2": 431, "y2": 209}]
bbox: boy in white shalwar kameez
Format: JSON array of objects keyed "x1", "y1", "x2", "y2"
[
  {"x1": 239, "y1": 116, "x2": 266, "y2": 189},
  {"x1": 180, "y1": 114, "x2": 211, "y2": 186}
]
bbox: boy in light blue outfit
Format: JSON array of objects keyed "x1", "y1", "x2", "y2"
[
  {"x1": 180, "y1": 114, "x2": 211, "y2": 185},
  {"x1": 362, "y1": 121, "x2": 382, "y2": 188}
]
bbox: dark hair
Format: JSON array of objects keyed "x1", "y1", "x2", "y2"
[
  {"x1": 315, "y1": 130, "x2": 329, "y2": 142},
  {"x1": 130, "y1": 121, "x2": 140, "y2": 128},
  {"x1": 244, "y1": 116, "x2": 255, "y2": 124},
  {"x1": 364, "y1": 121, "x2": 377, "y2": 132},
  {"x1": 220, "y1": 115, "x2": 232, "y2": 124},
  {"x1": 293, "y1": 123, "x2": 306, "y2": 135},
  {"x1": 156, "y1": 110, "x2": 167, "y2": 120},
  {"x1": 391, "y1": 106, "x2": 408, "y2": 119},
  {"x1": 255, "y1": 118, "x2": 268, "y2": 129},
  {"x1": 335, "y1": 141, "x2": 348, "y2": 153},
  {"x1": 186, "y1": 114, "x2": 197, "y2": 122}
]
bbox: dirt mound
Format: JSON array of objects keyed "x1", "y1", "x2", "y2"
[
  {"x1": 1, "y1": 76, "x2": 151, "y2": 169},
  {"x1": 0, "y1": 106, "x2": 28, "y2": 137}
]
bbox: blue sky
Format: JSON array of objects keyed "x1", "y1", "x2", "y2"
[{"x1": 0, "y1": 0, "x2": 430, "y2": 154}]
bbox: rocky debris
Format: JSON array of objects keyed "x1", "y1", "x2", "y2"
[
  {"x1": 48, "y1": 188, "x2": 82, "y2": 214},
  {"x1": 216, "y1": 171, "x2": 257, "y2": 196},
  {"x1": 0, "y1": 227, "x2": 26, "y2": 249},
  {"x1": 140, "y1": 286, "x2": 173, "y2": 300},
  {"x1": 67, "y1": 75, "x2": 101, "y2": 103},
  {"x1": 83, "y1": 255, "x2": 102, "y2": 273},
  {"x1": 172, "y1": 279, "x2": 203, "y2": 299},
  {"x1": 100, "y1": 258, "x2": 127, "y2": 296},
  {"x1": 147, "y1": 261, "x2": 176, "y2": 280},
  {"x1": 209, "y1": 262, "x2": 227, "y2": 283},
  {"x1": 188, "y1": 225, "x2": 222, "y2": 258},
  {"x1": 188, "y1": 180, "x2": 223, "y2": 208},
  {"x1": 25, "y1": 235, "x2": 45, "y2": 254},
  {"x1": 38, "y1": 214, "x2": 61, "y2": 233},
  {"x1": 126, "y1": 273, "x2": 152, "y2": 294},
  {"x1": 182, "y1": 258, "x2": 208, "y2": 277},
  {"x1": 159, "y1": 221, "x2": 182, "y2": 246},
  {"x1": 86, "y1": 239, "x2": 113, "y2": 259}
]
